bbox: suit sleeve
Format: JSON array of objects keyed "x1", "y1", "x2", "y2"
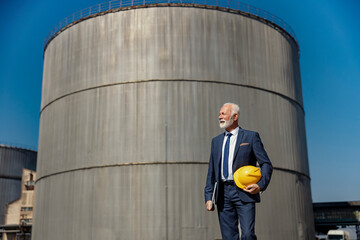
[
  {"x1": 204, "y1": 139, "x2": 215, "y2": 203},
  {"x1": 252, "y1": 132, "x2": 273, "y2": 191}
]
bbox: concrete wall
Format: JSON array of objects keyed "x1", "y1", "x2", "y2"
[
  {"x1": 5, "y1": 169, "x2": 36, "y2": 225},
  {"x1": 0, "y1": 146, "x2": 37, "y2": 225},
  {"x1": 34, "y1": 6, "x2": 314, "y2": 239}
]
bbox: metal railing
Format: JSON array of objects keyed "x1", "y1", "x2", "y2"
[
  {"x1": 0, "y1": 142, "x2": 37, "y2": 152},
  {"x1": 44, "y1": 0, "x2": 297, "y2": 50}
]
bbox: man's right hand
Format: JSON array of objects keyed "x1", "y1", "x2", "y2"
[{"x1": 206, "y1": 200, "x2": 214, "y2": 211}]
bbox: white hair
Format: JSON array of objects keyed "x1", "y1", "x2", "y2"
[{"x1": 222, "y1": 103, "x2": 240, "y2": 118}]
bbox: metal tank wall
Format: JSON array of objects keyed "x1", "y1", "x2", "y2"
[
  {"x1": 34, "y1": 5, "x2": 314, "y2": 240},
  {"x1": 0, "y1": 145, "x2": 37, "y2": 224}
]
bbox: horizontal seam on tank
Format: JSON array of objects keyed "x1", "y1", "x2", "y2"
[
  {"x1": 34, "y1": 162, "x2": 309, "y2": 182},
  {"x1": 273, "y1": 167, "x2": 310, "y2": 180},
  {"x1": 0, "y1": 174, "x2": 22, "y2": 181},
  {"x1": 40, "y1": 79, "x2": 304, "y2": 114},
  {"x1": 35, "y1": 161, "x2": 208, "y2": 183}
]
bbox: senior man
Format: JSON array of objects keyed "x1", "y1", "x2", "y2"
[{"x1": 204, "y1": 103, "x2": 273, "y2": 240}]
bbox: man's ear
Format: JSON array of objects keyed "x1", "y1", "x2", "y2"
[{"x1": 232, "y1": 113, "x2": 238, "y2": 121}]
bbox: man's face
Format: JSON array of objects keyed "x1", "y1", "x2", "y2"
[{"x1": 219, "y1": 105, "x2": 234, "y2": 129}]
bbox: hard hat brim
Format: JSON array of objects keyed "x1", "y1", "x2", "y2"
[{"x1": 234, "y1": 181, "x2": 247, "y2": 189}]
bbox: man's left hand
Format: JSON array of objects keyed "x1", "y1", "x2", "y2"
[{"x1": 243, "y1": 184, "x2": 261, "y2": 194}]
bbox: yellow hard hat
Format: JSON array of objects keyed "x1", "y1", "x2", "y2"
[{"x1": 233, "y1": 165, "x2": 262, "y2": 189}]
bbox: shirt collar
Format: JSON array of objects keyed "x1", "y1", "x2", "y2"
[{"x1": 225, "y1": 126, "x2": 239, "y2": 136}]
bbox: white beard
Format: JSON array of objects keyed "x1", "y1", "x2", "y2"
[{"x1": 219, "y1": 118, "x2": 234, "y2": 129}]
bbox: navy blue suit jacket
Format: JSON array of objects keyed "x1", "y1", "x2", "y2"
[{"x1": 204, "y1": 127, "x2": 273, "y2": 204}]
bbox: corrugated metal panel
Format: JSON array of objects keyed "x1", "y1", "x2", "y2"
[
  {"x1": 37, "y1": 82, "x2": 308, "y2": 176},
  {"x1": 34, "y1": 165, "x2": 220, "y2": 239},
  {"x1": 34, "y1": 6, "x2": 313, "y2": 240},
  {"x1": 41, "y1": 7, "x2": 302, "y2": 110},
  {"x1": 257, "y1": 170, "x2": 314, "y2": 239}
]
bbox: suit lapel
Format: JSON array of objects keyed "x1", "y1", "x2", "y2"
[
  {"x1": 215, "y1": 133, "x2": 225, "y2": 176},
  {"x1": 233, "y1": 127, "x2": 244, "y2": 166}
]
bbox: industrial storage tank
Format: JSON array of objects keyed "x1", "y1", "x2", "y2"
[
  {"x1": 34, "y1": 1, "x2": 314, "y2": 239},
  {"x1": 0, "y1": 144, "x2": 37, "y2": 225}
]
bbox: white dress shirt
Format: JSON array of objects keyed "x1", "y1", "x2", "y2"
[{"x1": 221, "y1": 126, "x2": 239, "y2": 181}]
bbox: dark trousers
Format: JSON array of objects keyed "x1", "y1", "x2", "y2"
[{"x1": 217, "y1": 183, "x2": 257, "y2": 240}]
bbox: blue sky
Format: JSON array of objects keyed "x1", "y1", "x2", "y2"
[{"x1": 1, "y1": 0, "x2": 359, "y2": 203}]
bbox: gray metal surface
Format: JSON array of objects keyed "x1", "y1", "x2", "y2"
[
  {"x1": 34, "y1": 5, "x2": 314, "y2": 239},
  {"x1": 0, "y1": 145, "x2": 37, "y2": 224},
  {"x1": 43, "y1": 0, "x2": 299, "y2": 51}
]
